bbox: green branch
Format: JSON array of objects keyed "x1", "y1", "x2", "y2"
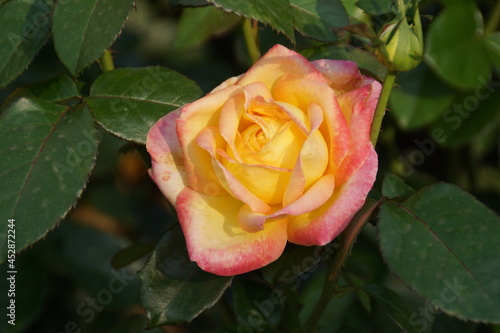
[
  {"x1": 242, "y1": 18, "x2": 260, "y2": 64},
  {"x1": 299, "y1": 198, "x2": 384, "y2": 332},
  {"x1": 100, "y1": 49, "x2": 115, "y2": 72},
  {"x1": 485, "y1": 0, "x2": 500, "y2": 35},
  {"x1": 370, "y1": 71, "x2": 397, "y2": 146}
]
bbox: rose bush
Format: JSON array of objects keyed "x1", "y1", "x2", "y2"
[{"x1": 147, "y1": 44, "x2": 381, "y2": 276}]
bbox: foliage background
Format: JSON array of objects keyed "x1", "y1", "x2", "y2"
[{"x1": 0, "y1": 0, "x2": 499, "y2": 332}]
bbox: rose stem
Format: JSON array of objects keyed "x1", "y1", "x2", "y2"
[
  {"x1": 100, "y1": 49, "x2": 115, "y2": 72},
  {"x1": 242, "y1": 18, "x2": 260, "y2": 64},
  {"x1": 370, "y1": 71, "x2": 397, "y2": 146},
  {"x1": 299, "y1": 198, "x2": 384, "y2": 332}
]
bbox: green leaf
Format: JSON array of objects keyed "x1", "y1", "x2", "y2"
[
  {"x1": 389, "y1": 63, "x2": 455, "y2": 130},
  {"x1": 111, "y1": 242, "x2": 156, "y2": 269},
  {"x1": 57, "y1": 221, "x2": 140, "y2": 310},
  {"x1": 425, "y1": 3, "x2": 492, "y2": 90},
  {"x1": 232, "y1": 279, "x2": 283, "y2": 330},
  {"x1": 378, "y1": 183, "x2": 500, "y2": 323},
  {"x1": 357, "y1": 0, "x2": 395, "y2": 15},
  {"x1": 174, "y1": 6, "x2": 240, "y2": 49},
  {"x1": 86, "y1": 67, "x2": 203, "y2": 144},
  {"x1": 0, "y1": 0, "x2": 54, "y2": 87},
  {"x1": 431, "y1": 90, "x2": 500, "y2": 147},
  {"x1": 260, "y1": 243, "x2": 335, "y2": 285},
  {"x1": 300, "y1": 43, "x2": 386, "y2": 80},
  {"x1": 52, "y1": 0, "x2": 134, "y2": 75},
  {"x1": 363, "y1": 284, "x2": 421, "y2": 333},
  {"x1": 208, "y1": 0, "x2": 296, "y2": 42},
  {"x1": 382, "y1": 172, "x2": 415, "y2": 198},
  {"x1": 290, "y1": 0, "x2": 349, "y2": 42},
  {"x1": 138, "y1": 225, "x2": 233, "y2": 326},
  {"x1": 0, "y1": 99, "x2": 99, "y2": 261},
  {"x1": 2, "y1": 75, "x2": 79, "y2": 108}
]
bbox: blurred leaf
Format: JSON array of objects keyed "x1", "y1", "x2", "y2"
[
  {"x1": 0, "y1": 252, "x2": 49, "y2": 333},
  {"x1": 425, "y1": 3, "x2": 492, "y2": 90},
  {"x1": 174, "y1": 6, "x2": 239, "y2": 49},
  {"x1": 440, "y1": 0, "x2": 473, "y2": 6},
  {"x1": 111, "y1": 242, "x2": 156, "y2": 269},
  {"x1": 290, "y1": 0, "x2": 349, "y2": 42},
  {"x1": 169, "y1": 0, "x2": 209, "y2": 6},
  {"x1": 208, "y1": 0, "x2": 296, "y2": 42},
  {"x1": 52, "y1": 0, "x2": 134, "y2": 75},
  {"x1": 389, "y1": 64, "x2": 455, "y2": 130},
  {"x1": 432, "y1": 312, "x2": 479, "y2": 333},
  {"x1": 0, "y1": 0, "x2": 54, "y2": 88},
  {"x1": 486, "y1": 32, "x2": 500, "y2": 69},
  {"x1": 108, "y1": 314, "x2": 148, "y2": 333},
  {"x1": 138, "y1": 225, "x2": 233, "y2": 326},
  {"x1": 260, "y1": 243, "x2": 333, "y2": 285},
  {"x1": 382, "y1": 173, "x2": 415, "y2": 199},
  {"x1": 232, "y1": 279, "x2": 283, "y2": 330},
  {"x1": 86, "y1": 67, "x2": 203, "y2": 144},
  {"x1": 301, "y1": 43, "x2": 386, "y2": 80},
  {"x1": 2, "y1": 75, "x2": 79, "y2": 108},
  {"x1": 364, "y1": 284, "x2": 420, "y2": 333},
  {"x1": 0, "y1": 99, "x2": 98, "y2": 261},
  {"x1": 357, "y1": 0, "x2": 395, "y2": 15},
  {"x1": 431, "y1": 90, "x2": 500, "y2": 147},
  {"x1": 378, "y1": 183, "x2": 500, "y2": 323},
  {"x1": 58, "y1": 221, "x2": 140, "y2": 310}
]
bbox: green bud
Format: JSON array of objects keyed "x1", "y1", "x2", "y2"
[{"x1": 376, "y1": 7, "x2": 423, "y2": 72}]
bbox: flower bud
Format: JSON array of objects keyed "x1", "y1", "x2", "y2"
[{"x1": 376, "y1": 8, "x2": 423, "y2": 72}]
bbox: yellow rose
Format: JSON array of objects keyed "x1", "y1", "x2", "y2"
[{"x1": 147, "y1": 45, "x2": 381, "y2": 276}]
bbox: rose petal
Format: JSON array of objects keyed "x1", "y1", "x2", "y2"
[
  {"x1": 177, "y1": 84, "x2": 241, "y2": 195},
  {"x1": 287, "y1": 146, "x2": 378, "y2": 246},
  {"x1": 237, "y1": 174, "x2": 335, "y2": 232},
  {"x1": 312, "y1": 59, "x2": 364, "y2": 95},
  {"x1": 196, "y1": 126, "x2": 271, "y2": 213},
  {"x1": 283, "y1": 102, "x2": 328, "y2": 206},
  {"x1": 237, "y1": 44, "x2": 327, "y2": 91},
  {"x1": 335, "y1": 80, "x2": 381, "y2": 184},
  {"x1": 177, "y1": 188, "x2": 288, "y2": 276},
  {"x1": 272, "y1": 75, "x2": 349, "y2": 174},
  {"x1": 146, "y1": 109, "x2": 188, "y2": 206}
]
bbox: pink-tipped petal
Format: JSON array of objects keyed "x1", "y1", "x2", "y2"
[
  {"x1": 287, "y1": 147, "x2": 378, "y2": 246},
  {"x1": 177, "y1": 188, "x2": 288, "y2": 276},
  {"x1": 312, "y1": 59, "x2": 364, "y2": 95},
  {"x1": 237, "y1": 44, "x2": 327, "y2": 91},
  {"x1": 335, "y1": 81, "x2": 381, "y2": 184},
  {"x1": 147, "y1": 109, "x2": 188, "y2": 206}
]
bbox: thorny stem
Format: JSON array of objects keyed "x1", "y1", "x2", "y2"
[{"x1": 299, "y1": 198, "x2": 385, "y2": 332}]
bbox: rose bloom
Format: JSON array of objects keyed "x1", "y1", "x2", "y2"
[{"x1": 147, "y1": 44, "x2": 381, "y2": 276}]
